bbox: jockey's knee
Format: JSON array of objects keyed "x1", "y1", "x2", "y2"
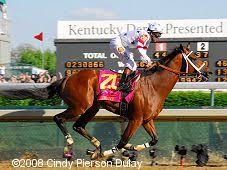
[{"x1": 149, "y1": 138, "x2": 158, "y2": 146}]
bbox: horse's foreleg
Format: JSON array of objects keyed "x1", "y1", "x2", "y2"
[
  {"x1": 101, "y1": 119, "x2": 142, "y2": 158},
  {"x1": 72, "y1": 104, "x2": 101, "y2": 159},
  {"x1": 143, "y1": 119, "x2": 158, "y2": 146},
  {"x1": 124, "y1": 119, "x2": 158, "y2": 152}
]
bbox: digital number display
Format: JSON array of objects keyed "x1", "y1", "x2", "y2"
[
  {"x1": 64, "y1": 61, "x2": 105, "y2": 76},
  {"x1": 179, "y1": 77, "x2": 203, "y2": 82},
  {"x1": 215, "y1": 60, "x2": 227, "y2": 81},
  {"x1": 153, "y1": 51, "x2": 167, "y2": 59},
  {"x1": 216, "y1": 77, "x2": 227, "y2": 82},
  {"x1": 216, "y1": 60, "x2": 227, "y2": 67},
  {"x1": 55, "y1": 40, "x2": 227, "y2": 82},
  {"x1": 65, "y1": 61, "x2": 104, "y2": 68},
  {"x1": 203, "y1": 61, "x2": 209, "y2": 67},
  {"x1": 195, "y1": 51, "x2": 209, "y2": 58},
  {"x1": 215, "y1": 68, "x2": 227, "y2": 75},
  {"x1": 65, "y1": 69, "x2": 79, "y2": 76}
]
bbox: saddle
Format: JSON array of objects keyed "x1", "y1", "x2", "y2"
[{"x1": 97, "y1": 70, "x2": 140, "y2": 116}]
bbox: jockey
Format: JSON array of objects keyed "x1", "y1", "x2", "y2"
[{"x1": 109, "y1": 21, "x2": 163, "y2": 89}]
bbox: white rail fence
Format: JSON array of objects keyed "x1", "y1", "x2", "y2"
[
  {"x1": 0, "y1": 82, "x2": 226, "y2": 90},
  {"x1": 0, "y1": 108, "x2": 226, "y2": 122},
  {"x1": 0, "y1": 82, "x2": 226, "y2": 122},
  {"x1": 0, "y1": 82, "x2": 226, "y2": 106}
]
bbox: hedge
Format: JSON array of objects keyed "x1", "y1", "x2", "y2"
[
  {"x1": 0, "y1": 91, "x2": 226, "y2": 108},
  {"x1": 165, "y1": 91, "x2": 227, "y2": 107}
]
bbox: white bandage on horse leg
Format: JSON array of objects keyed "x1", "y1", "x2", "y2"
[
  {"x1": 65, "y1": 134, "x2": 74, "y2": 145},
  {"x1": 133, "y1": 142, "x2": 150, "y2": 151},
  {"x1": 103, "y1": 147, "x2": 119, "y2": 157},
  {"x1": 124, "y1": 143, "x2": 133, "y2": 150},
  {"x1": 91, "y1": 137, "x2": 100, "y2": 148}
]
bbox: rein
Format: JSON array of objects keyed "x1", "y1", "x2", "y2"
[{"x1": 157, "y1": 63, "x2": 185, "y2": 76}]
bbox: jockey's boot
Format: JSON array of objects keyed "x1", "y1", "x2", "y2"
[{"x1": 118, "y1": 67, "x2": 132, "y2": 91}]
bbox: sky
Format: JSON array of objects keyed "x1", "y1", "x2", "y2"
[{"x1": 6, "y1": 0, "x2": 227, "y2": 51}]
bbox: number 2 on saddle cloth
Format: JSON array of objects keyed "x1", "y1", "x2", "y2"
[{"x1": 97, "y1": 70, "x2": 140, "y2": 103}]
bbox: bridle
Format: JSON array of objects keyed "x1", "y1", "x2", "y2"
[
  {"x1": 157, "y1": 49, "x2": 206, "y2": 77},
  {"x1": 181, "y1": 51, "x2": 205, "y2": 74}
]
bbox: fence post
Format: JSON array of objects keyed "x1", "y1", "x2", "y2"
[
  {"x1": 210, "y1": 89, "x2": 215, "y2": 107},
  {"x1": 61, "y1": 100, "x2": 64, "y2": 106}
]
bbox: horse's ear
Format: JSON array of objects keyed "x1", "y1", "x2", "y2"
[
  {"x1": 187, "y1": 42, "x2": 191, "y2": 50},
  {"x1": 180, "y1": 44, "x2": 184, "y2": 51}
]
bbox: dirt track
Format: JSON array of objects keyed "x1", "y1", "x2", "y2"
[{"x1": 1, "y1": 161, "x2": 227, "y2": 170}]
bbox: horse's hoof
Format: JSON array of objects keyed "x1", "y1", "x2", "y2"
[
  {"x1": 91, "y1": 150, "x2": 102, "y2": 160},
  {"x1": 63, "y1": 152, "x2": 74, "y2": 160},
  {"x1": 63, "y1": 146, "x2": 74, "y2": 160},
  {"x1": 91, "y1": 152, "x2": 102, "y2": 160}
]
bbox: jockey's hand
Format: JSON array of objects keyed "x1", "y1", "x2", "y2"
[
  {"x1": 145, "y1": 62, "x2": 158, "y2": 72},
  {"x1": 146, "y1": 62, "x2": 154, "y2": 68}
]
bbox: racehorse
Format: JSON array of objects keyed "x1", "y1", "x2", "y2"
[{"x1": 0, "y1": 43, "x2": 211, "y2": 159}]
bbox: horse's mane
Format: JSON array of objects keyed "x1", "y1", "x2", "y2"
[{"x1": 141, "y1": 46, "x2": 181, "y2": 76}]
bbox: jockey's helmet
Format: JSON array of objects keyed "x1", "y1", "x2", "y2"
[
  {"x1": 147, "y1": 22, "x2": 163, "y2": 33},
  {"x1": 147, "y1": 22, "x2": 163, "y2": 38}
]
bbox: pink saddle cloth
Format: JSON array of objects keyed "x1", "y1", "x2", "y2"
[{"x1": 97, "y1": 70, "x2": 140, "y2": 103}]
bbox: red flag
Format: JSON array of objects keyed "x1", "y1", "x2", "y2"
[{"x1": 34, "y1": 32, "x2": 43, "y2": 41}]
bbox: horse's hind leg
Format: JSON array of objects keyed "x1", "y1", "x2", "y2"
[
  {"x1": 72, "y1": 103, "x2": 101, "y2": 159},
  {"x1": 53, "y1": 109, "x2": 75, "y2": 158},
  {"x1": 53, "y1": 109, "x2": 75, "y2": 145}
]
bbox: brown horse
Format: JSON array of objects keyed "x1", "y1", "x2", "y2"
[
  {"x1": 50, "y1": 43, "x2": 211, "y2": 159},
  {"x1": 0, "y1": 44, "x2": 211, "y2": 159}
]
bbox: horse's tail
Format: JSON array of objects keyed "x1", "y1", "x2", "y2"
[
  {"x1": 46, "y1": 78, "x2": 65, "y2": 98},
  {"x1": 0, "y1": 78, "x2": 65, "y2": 100}
]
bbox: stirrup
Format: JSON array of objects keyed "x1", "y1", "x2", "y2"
[{"x1": 120, "y1": 101, "x2": 128, "y2": 116}]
